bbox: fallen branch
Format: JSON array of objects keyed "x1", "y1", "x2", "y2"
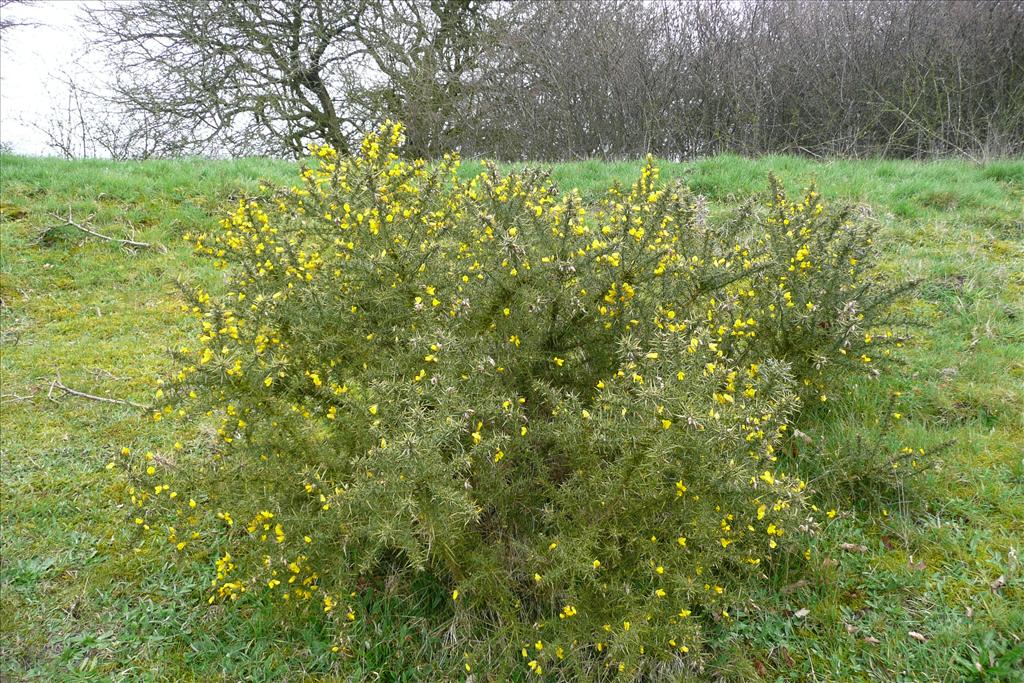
[
  {"x1": 47, "y1": 376, "x2": 150, "y2": 410},
  {"x1": 43, "y1": 209, "x2": 152, "y2": 249}
]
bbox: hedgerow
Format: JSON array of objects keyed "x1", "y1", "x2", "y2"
[{"x1": 119, "y1": 122, "x2": 918, "y2": 678}]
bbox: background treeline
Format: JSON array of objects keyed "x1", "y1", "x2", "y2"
[
  {"x1": 474, "y1": 0, "x2": 1024, "y2": 160},
  {"x1": 58, "y1": 0, "x2": 1024, "y2": 159}
]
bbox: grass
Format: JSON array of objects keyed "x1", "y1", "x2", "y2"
[{"x1": 1, "y1": 152, "x2": 1022, "y2": 681}]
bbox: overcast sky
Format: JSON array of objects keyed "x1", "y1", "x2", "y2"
[{"x1": 1, "y1": 1, "x2": 101, "y2": 156}]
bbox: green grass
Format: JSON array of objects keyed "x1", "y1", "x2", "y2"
[{"x1": 2, "y1": 152, "x2": 1022, "y2": 681}]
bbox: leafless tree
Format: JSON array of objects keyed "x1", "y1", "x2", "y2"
[
  {"x1": 81, "y1": 0, "x2": 1024, "y2": 160},
  {"x1": 518, "y1": 0, "x2": 1022, "y2": 160},
  {"x1": 84, "y1": 0, "x2": 504, "y2": 158},
  {"x1": 30, "y1": 70, "x2": 162, "y2": 160},
  {"x1": 0, "y1": 0, "x2": 37, "y2": 39}
]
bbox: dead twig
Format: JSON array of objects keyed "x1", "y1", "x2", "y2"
[
  {"x1": 47, "y1": 375, "x2": 150, "y2": 410},
  {"x1": 43, "y1": 208, "x2": 152, "y2": 249},
  {"x1": 0, "y1": 393, "x2": 34, "y2": 404}
]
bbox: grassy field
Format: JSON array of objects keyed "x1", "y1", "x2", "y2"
[{"x1": 1, "y1": 152, "x2": 1022, "y2": 681}]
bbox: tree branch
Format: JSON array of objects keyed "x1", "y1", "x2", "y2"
[
  {"x1": 43, "y1": 209, "x2": 154, "y2": 250},
  {"x1": 47, "y1": 375, "x2": 151, "y2": 410}
]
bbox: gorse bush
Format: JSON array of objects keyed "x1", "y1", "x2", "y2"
[
  {"x1": 123, "y1": 122, "x2": 914, "y2": 678},
  {"x1": 725, "y1": 177, "x2": 915, "y2": 403}
]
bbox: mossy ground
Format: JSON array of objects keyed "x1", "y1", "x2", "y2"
[{"x1": 1, "y1": 153, "x2": 1021, "y2": 681}]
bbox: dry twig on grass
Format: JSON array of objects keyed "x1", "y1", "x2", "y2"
[
  {"x1": 47, "y1": 374, "x2": 150, "y2": 410},
  {"x1": 41, "y1": 208, "x2": 155, "y2": 250},
  {"x1": 0, "y1": 393, "x2": 34, "y2": 404}
]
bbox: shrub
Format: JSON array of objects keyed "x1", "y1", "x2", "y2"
[
  {"x1": 124, "y1": 122, "x2": 912, "y2": 678},
  {"x1": 730, "y1": 175, "x2": 915, "y2": 402}
]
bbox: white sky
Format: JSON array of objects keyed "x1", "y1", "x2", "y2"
[{"x1": 0, "y1": 1, "x2": 101, "y2": 156}]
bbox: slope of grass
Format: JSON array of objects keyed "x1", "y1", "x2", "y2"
[{"x1": 1, "y1": 153, "x2": 1022, "y2": 681}]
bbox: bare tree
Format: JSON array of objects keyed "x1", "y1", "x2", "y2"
[
  {"x1": 30, "y1": 69, "x2": 162, "y2": 160},
  {"x1": 81, "y1": 0, "x2": 1024, "y2": 160},
  {"x1": 84, "y1": 0, "x2": 504, "y2": 158},
  {"x1": 349, "y1": 0, "x2": 500, "y2": 158},
  {"x1": 0, "y1": 0, "x2": 37, "y2": 39},
  {"x1": 33, "y1": 79, "x2": 93, "y2": 159},
  {"x1": 471, "y1": 0, "x2": 1023, "y2": 160}
]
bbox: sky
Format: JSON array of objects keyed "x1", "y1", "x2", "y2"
[{"x1": 0, "y1": 1, "x2": 101, "y2": 156}]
